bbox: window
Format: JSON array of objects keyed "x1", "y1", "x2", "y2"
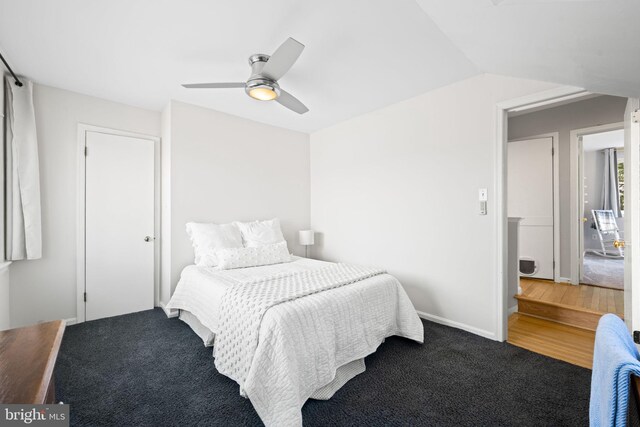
[{"x1": 617, "y1": 152, "x2": 624, "y2": 214}]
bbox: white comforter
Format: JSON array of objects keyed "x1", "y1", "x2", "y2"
[
  {"x1": 167, "y1": 258, "x2": 423, "y2": 427},
  {"x1": 167, "y1": 257, "x2": 335, "y2": 333}
]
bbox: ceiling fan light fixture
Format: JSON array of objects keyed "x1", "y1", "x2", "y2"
[
  {"x1": 249, "y1": 86, "x2": 278, "y2": 101},
  {"x1": 246, "y1": 79, "x2": 280, "y2": 101}
]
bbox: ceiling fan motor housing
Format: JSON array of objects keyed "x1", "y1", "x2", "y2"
[
  {"x1": 246, "y1": 53, "x2": 280, "y2": 99},
  {"x1": 248, "y1": 54, "x2": 270, "y2": 77}
]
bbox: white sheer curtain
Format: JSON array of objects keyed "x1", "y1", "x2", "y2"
[
  {"x1": 600, "y1": 147, "x2": 621, "y2": 217},
  {"x1": 4, "y1": 77, "x2": 42, "y2": 260}
]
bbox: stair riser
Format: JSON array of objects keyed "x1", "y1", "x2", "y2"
[{"x1": 517, "y1": 299, "x2": 603, "y2": 331}]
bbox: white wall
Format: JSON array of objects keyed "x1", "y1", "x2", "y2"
[
  {"x1": 508, "y1": 96, "x2": 627, "y2": 278},
  {"x1": 9, "y1": 85, "x2": 160, "y2": 328},
  {"x1": 0, "y1": 72, "x2": 9, "y2": 330},
  {"x1": 310, "y1": 74, "x2": 558, "y2": 338},
  {"x1": 0, "y1": 264, "x2": 9, "y2": 330},
  {"x1": 160, "y1": 101, "x2": 310, "y2": 302}
]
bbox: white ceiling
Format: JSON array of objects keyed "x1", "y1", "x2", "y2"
[
  {"x1": 583, "y1": 129, "x2": 624, "y2": 151},
  {"x1": 0, "y1": 0, "x2": 479, "y2": 133},
  {"x1": 416, "y1": 0, "x2": 640, "y2": 99},
  {"x1": 1, "y1": 1, "x2": 637, "y2": 133}
]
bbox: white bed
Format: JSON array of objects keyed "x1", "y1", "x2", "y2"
[
  {"x1": 172, "y1": 256, "x2": 335, "y2": 340},
  {"x1": 167, "y1": 256, "x2": 423, "y2": 427}
]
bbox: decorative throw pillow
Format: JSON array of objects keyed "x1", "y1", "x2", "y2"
[
  {"x1": 236, "y1": 218, "x2": 285, "y2": 247},
  {"x1": 216, "y1": 241, "x2": 291, "y2": 270},
  {"x1": 186, "y1": 222, "x2": 243, "y2": 267}
]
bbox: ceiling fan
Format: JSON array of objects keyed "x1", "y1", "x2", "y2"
[{"x1": 182, "y1": 37, "x2": 309, "y2": 114}]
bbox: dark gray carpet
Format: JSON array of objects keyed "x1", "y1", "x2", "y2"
[{"x1": 55, "y1": 309, "x2": 591, "y2": 426}]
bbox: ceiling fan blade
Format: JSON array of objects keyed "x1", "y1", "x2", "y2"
[
  {"x1": 276, "y1": 89, "x2": 309, "y2": 114},
  {"x1": 182, "y1": 82, "x2": 245, "y2": 89},
  {"x1": 261, "y1": 38, "x2": 305, "y2": 81}
]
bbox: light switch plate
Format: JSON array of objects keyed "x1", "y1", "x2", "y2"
[{"x1": 479, "y1": 188, "x2": 488, "y2": 201}]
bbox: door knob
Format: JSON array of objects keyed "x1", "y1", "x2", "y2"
[
  {"x1": 582, "y1": 217, "x2": 588, "y2": 223},
  {"x1": 614, "y1": 240, "x2": 625, "y2": 248},
  {"x1": 144, "y1": 236, "x2": 155, "y2": 242}
]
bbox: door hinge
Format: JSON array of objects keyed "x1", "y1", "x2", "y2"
[
  {"x1": 83, "y1": 292, "x2": 87, "y2": 302},
  {"x1": 633, "y1": 109, "x2": 640, "y2": 124},
  {"x1": 551, "y1": 146, "x2": 554, "y2": 156},
  {"x1": 84, "y1": 146, "x2": 88, "y2": 156}
]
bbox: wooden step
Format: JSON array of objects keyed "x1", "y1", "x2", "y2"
[
  {"x1": 515, "y1": 294, "x2": 607, "y2": 331},
  {"x1": 508, "y1": 313, "x2": 595, "y2": 369}
]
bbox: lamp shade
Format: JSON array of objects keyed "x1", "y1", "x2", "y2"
[{"x1": 298, "y1": 230, "x2": 315, "y2": 246}]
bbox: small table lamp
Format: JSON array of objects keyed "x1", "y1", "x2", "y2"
[{"x1": 299, "y1": 230, "x2": 315, "y2": 258}]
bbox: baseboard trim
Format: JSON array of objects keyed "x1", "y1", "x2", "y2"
[
  {"x1": 416, "y1": 310, "x2": 496, "y2": 341},
  {"x1": 557, "y1": 277, "x2": 572, "y2": 283},
  {"x1": 64, "y1": 317, "x2": 77, "y2": 326},
  {"x1": 508, "y1": 305, "x2": 518, "y2": 316},
  {"x1": 159, "y1": 302, "x2": 179, "y2": 318}
]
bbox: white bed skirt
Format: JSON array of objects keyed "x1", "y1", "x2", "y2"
[{"x1": 179, "y1": 310, "x2": 215, "y2": 347}]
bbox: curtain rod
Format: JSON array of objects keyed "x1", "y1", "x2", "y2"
[{"x1": 0, "y1": 51, "x2": 23, "y2": 87}]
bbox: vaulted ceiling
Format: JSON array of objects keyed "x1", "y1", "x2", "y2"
[
  {"x1": 416, "y1": 0, "x2": 640, "y2": 99},
  {"x1": 0, "y1": 0, "x2": 637, "y2": 133}
]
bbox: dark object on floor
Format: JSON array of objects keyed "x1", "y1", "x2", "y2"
[
  {"x1": 56, "y1": 309, "x2": 590, "y2": 426},
  {"x1": 629, "y1": 376, "x2": 640, "y2": 427}
]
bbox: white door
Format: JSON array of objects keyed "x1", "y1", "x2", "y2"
[
  {"x1": 508, "y1": 137, "x2": 554, "y2": 280},
  {"x1": 85, "y1": 131, "x2": 155, "y2": 321},
  {"x1": 625, "y1": 99, "x2": 640, "y2": 331}
]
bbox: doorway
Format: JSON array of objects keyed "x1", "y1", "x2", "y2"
[
  {"x1": 497, "y1": 90, "x2": 639, "y2": 368},
  {"x1": 76, "y1": 125, "x2": 160, "y2": 322},
  {"x1": 578, "y1": 127, "x2": 625, "y2": 291}
]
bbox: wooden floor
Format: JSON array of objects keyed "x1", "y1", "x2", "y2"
[
  {"x1": 519, "y1": 278, "x2": 624, "y2": 318},
  {"x1": 508, "y1": 313, "x2": 595, "y2": 369},
  {"x1": 507, "y1": 278, "x2": 624, "y2": 369}
]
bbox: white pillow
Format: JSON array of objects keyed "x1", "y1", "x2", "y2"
[
  {"x1": 236, "y1": 218, "x2": 285, "y2": 247},
  {"x1": 216, "y1": 241, "x2": 291, "y2": 270},
  {"x1": 186, "y1": 222, "x2": 243, "y2": 267}
]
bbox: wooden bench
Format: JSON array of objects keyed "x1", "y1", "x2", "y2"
[{"x1": 0, "y1": 320, "x2": 65, "y2": 404}]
